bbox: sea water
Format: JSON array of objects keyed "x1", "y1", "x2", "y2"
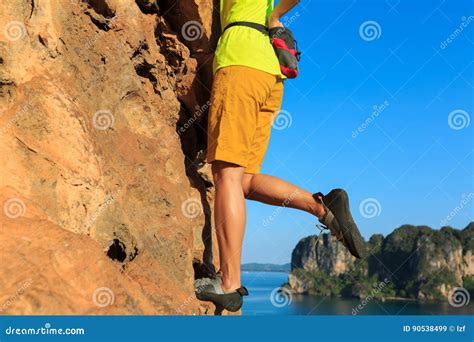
[{"x1": 241, "y1": 271, "x2": 474, "y2": 316}]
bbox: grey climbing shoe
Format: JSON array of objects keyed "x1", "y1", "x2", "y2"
[
  {"x1": 313, "y1": 189, "x2": 367, "y2": 259},
  {"x1": 194, "y1": 274, "x2": 248, "y2": 312}
]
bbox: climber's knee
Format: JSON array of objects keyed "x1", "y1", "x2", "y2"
[
  {"x1": 242, "y1": 173, "x2": 254, "y2": 198},
  {"x1": 211, "y1": 160, "x2": 245, "y2": 188}
]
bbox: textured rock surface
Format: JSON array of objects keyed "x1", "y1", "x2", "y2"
[
  {"x1": 289, "y1": 224, "x2": 474, "y2": 300},
  {"x1": 291, "y1": 233, "x2": 356, "y2": 276},
  {"x1": 0, "y1": 0, "x2": 222, "y2": 314}
]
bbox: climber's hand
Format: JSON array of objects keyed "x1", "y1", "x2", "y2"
[
  {"x1": 267, "y1": 13, "x2": 284, "y2": 28},
  {"x1": 268, "y1": 0, "x2": 300, "y2": 28}
]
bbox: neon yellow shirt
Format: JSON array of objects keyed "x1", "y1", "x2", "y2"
[{"x1": 213, "y1": 0, "x2": 281, "y2": 76}]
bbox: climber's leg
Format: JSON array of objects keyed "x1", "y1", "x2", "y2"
[
  {"x1": 211, "y1": 160, "x2": 246, "y2": 292},
  {"x1": 241, "y1": 173, "x2": 367, "y2": 258},
  {"x1": 204, "y1": 66, "x2": 281, "y2": 293},
  {"x1": 241, "y1": 173, "x2": 326, "y2": 219}
]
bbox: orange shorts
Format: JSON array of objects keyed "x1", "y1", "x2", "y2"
[{"x1": 206, "y1": 66, "x2": 284, "y2": 174}]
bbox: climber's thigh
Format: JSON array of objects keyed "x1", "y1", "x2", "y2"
[
  {"x1": 206, "y1": 65, "x2": 281, "y2": 174},
  {"x1": 245, "y1": 79, "x2": 284, "y2": 175}
]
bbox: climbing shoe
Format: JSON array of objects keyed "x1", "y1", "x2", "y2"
[
  {"x1": 194, "y1": 273, "x2": 248, "y2": 312},
  {"x1": 313, "y1": 189, "x2": 367, "y2": 259}
]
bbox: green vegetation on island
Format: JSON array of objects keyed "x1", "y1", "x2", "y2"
[
  {"x1": 288, "y1": 223, "x2": 473, "y2": 301},
  {"x1": 241, "y1": 263, "x2": 291, "y2": 273}
]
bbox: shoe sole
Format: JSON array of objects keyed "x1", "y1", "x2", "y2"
[
  {"x1": 196, "y1": 291, "x2": 243, "y2": 312},
  {"x1": 325, "y1": 189, "x2": 367, "y2": 258}
]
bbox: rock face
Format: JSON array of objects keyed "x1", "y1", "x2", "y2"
[
  {"x1": 0, "y1": 0, "x2": 222, "y2": 314},
  {"x1": 291, "y1": 234, "x2": 356, "y2": 275},
  {"x1": 289, "y1": 223, "x2": 474, "y2": 300}
]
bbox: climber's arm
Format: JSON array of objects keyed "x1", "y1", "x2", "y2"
[{"x1": 268, "y1": 0, "x2": 300, "y2": 28}]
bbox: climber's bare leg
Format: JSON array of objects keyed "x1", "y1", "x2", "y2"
[
  {"x1": 211, "y1": 164, "x2": 326, "y2": 292},
  {"x1": 242, "y1": 173, "x2": 326, "y2": 219},
  {"x1": 211, "y1": 160, "x2": 246, "y2": 292}
]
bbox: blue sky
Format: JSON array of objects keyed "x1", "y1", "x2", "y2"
[{"x1": 242, "y1": 0, "x2": 473, "y2": 264}]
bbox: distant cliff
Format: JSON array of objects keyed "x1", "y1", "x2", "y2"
[
  {"x1": 288, "y1": 223, "x2": 474, "y2": 301},
  {"x1": 241, "y1": 263, "x2": 291, "y2": 273}
]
